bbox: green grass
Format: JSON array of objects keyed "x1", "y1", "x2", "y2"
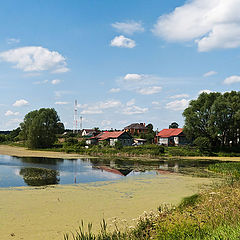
[{"x1": 64, "y1": 169, "x2": 240, "y2": 240}]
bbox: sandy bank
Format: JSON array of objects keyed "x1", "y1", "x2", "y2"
[
  {"x1": 0, "y1": 145, "x2": 88, "y2": 159},
  {"x1": 1, "y1": 145, "x2": 240, "y2": 162},
  {"x1": 0, "y1": 174, "x2": 212, "y2": 240}
]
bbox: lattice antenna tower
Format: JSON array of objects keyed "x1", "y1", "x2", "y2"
[
  {"x1": 73, "y1": 100, "x2": 78, "y2": 133},
  {"x1": 80, "y1": 116, "x2": 83, "y2": 131}
]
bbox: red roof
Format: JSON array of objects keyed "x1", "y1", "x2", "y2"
[
  {"x1": 95, "y1": 131, "x2": 124, "y2": 141},
  {"x1": 157, "y1": 128, "x2": 183, "y2": 138}
]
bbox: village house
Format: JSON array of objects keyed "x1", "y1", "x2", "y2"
[
  {"x1": 87, "y1": 131, "x2": 133, "y2": 146},
  {"x1": 81, "y1": 129, "x2": 96, "y2": 137},
  {"x1": 156, "y1": 128, "x2": 187, "y2": 146},
  {"x1": 124, "y1": 123, "x2": 148, "y2": 135}
]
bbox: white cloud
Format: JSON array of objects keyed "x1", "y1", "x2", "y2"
[
  {"x1": 5, "y1": 110, "x2": 20, "y2": 116},
  {"x1": 111, "y1": 21, "x2": 144, "y2": 35},
  {"x1": 199, "y1": 89, "x2": 213, "y2": 94},
  {"x1": 223, "y1": 75, "x2": 240, "y2": 84},
  {"x1": 0, "y1": 46, "x2": 69, "y2": 73},
  {"x1": 80, "y1": 100, "x2": 122, "y2": 115},
  {"x1": 55, "y1": 101, "x2": 69, "y2": 105},
  {"x1": 126, "y1": 99, "x2": 135, "y2": 106},
  {"x1": 122, "y1": 105, "x2": 148, "y2": 115},
  {"x1": 165, "y1": 99, "x2": 189, "y2": 111},
  {"x1": 33, "y1": 79, "x2": 48, "y2": 85},
  {"x1": 118, "y1": 73, "x2": 162, "y2": 95},
  {"x1": 109, "y1": 88, "x2": 120, "y2": 93},
  {"x1": 152, "y1": 0, "x2": 240, "y2": 52},
  {"x1": 13, "y1": 99, "x2": 29, "y2": 107},
  {"x1": 203, "y1": 71, "x2": 218, "y2": 77},
  {"x1": 110, "y1": 35, "x2": 136, "y2": 48},
  {"x1": 137, "y1": 86, "x2": 162, "y2": 95},
  {"x1": 51, "y1": 79, "x2": 61, "y2": 85},
  {"x1": 170, "y1": 94, "x2": 189, "y2": 99},
  {"x1": 124, "y1": 73, "x2": 142, "y2": 81},
  {"x1": 7, "y1": 38, "x2": 20, "y2": 44}
]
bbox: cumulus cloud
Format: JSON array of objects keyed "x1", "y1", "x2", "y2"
[
  {"x1": 122, "y1": 105, "x2": 148, "y2": 115},
  {"x1": 118, "y1": 73, "x2": 162, "y2": 95},
  {"x1": 13, "y1": 99, "x2": 29, "y2": 107},
  {"x1": 0, "y1": 46, "x2": 69, "y2": 73},
  {"x1": 55, "y1": 101, "x2": 69, "y2": 105},
  {"x1": 111, "y1": 21, "x2": 144, "y2": 35},
  {"x1": 109, "y1": 88, "x2": 120, "y2": 93},
  {"x1": 199, "y1": 89, "x2": 213, "y2": 94},
  {"x1": 165, "y1": 99, "x2": 189, "y2": 111},
  {"x1": 137, "y1": 86, "x2": 162, "y2": 95},
  {"x1": 5, "y1": 110, "x2": 20, "y2": 116},
  {"x1": 170, "y1": 94, "x2": 189, "y2": 99},
  {"x1": 110, "y1": 35, "x2": 136, "y2": 48},
  {"x1": 152, "y1": 0, "x2": 240, "y2": 51},
  {"x1": 223, "y1": 75, "x2": 240, "y2": 84},
  {"x1": 51, "y1": 79, "x2": 61, "y2": 85},
  {"x1": 203, "y1": 71, "x2": 218, "y2": 77}
]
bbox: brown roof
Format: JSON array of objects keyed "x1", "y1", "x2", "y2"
[
  {"x1": 157, "y1": 128, "x2": 183, "y2": 138},
  {"x1": 124, "y1": 123, "x2": 147, "y2": 130}
]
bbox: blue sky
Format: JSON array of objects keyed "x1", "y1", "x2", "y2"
[{"x1": 0, "y1": 0, "x2": 240, "y2": 131}]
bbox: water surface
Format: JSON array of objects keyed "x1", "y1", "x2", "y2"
[{"x1": 0, "y1": 155, "x2": 218, "y2": 187}]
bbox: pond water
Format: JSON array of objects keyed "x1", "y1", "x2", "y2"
[{"x1": 0, "y1": 155, "x2": 219, "y2": 187}]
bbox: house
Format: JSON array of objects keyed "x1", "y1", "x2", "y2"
[
  {"x1": 92, "y1": 131, "x2": 133, "y2": 146},
  {"x1": 156, "y1": 128, "x2": 187, "y2": 146},
  {"x1": 81, "y1": 129, "x2": 96, "y2": 137},
  {"x1": 124, "y1": 123, "x2": 148, "y2": 135},
  {"x1": 133, "y1": 138, "x2": 147, "y2": 146}
]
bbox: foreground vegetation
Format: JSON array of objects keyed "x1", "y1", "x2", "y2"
[{"x1": 64, "y1": 162, "x2": 240, "y2": 239}]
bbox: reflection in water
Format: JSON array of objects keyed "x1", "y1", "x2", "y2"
[
  {"x1": 19, "y1": 167, "x2": 60, "y2": 186},
  {"x1": 0, "y1": 155, "x2": 220, "y2": 188}
]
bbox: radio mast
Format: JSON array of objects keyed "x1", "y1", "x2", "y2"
[{"x1": 73, "y1": 100, "x2": 78, "y2": 133}]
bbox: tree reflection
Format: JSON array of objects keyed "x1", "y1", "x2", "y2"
[{"x1": 19, "y1": 167, "x2": 60, "y2": 186}]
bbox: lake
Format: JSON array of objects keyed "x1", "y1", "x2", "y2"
[{"x1": 0, "y1": 155, "x2": 218, "y2": 187}]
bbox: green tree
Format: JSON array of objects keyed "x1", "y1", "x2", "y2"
[
  {"x1": 183, "y1": 91, "x2": 240, "y2": 149},
  {"x1": 169, "y1": 122, "x2": 179, "y2": 129},
  {"x1": 20, "y1": 108, "x2": 64, "y2": 149}
]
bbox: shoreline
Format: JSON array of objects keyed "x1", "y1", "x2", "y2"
[{"x1": 1, "y1": 144, "x2": 240, "y2": 162}]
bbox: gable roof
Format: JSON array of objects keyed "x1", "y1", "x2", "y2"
[
  {"x1": 82, "y1": 129, "x2": 95, "y2": 133},
  {"x1": 157, "y1": 128, "x2": 183, "y2": 138},
  {"x1": 95, "y1": 131, "x2": 126, "y2": 141},
  {"x1": 124, "y1": 123, "x2": 147, "y2": 130}
]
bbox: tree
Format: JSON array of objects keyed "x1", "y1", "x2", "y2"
[
  {"x1": 169, "y1": 122, "x2": 179, "y2": 129},
  {"x1": 20, "y1": 108, "x2": 64, "y2": 149},
  {"x1": 183, "y1": 91, "x2": 240, "y2": 149}
]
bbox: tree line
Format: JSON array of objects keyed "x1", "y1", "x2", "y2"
[{"x1": 183, "y1": 91, "x2": 240, "y2": 151}]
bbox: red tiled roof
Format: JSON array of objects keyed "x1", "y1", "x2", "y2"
[
  {"x1": 157, "y1": 128, "x2": 183, "y2": 138},
  {"x1": 95, "y1": 131, "x2": 124, "y2": 141}
]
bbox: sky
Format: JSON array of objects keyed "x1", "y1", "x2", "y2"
[{"x1": 0, "y1": 0, "x2": 240, "y2": 131}]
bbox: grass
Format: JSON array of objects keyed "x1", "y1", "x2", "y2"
[{"x1": 64, "y1": 165, "x2": 240, "y2": 240}]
